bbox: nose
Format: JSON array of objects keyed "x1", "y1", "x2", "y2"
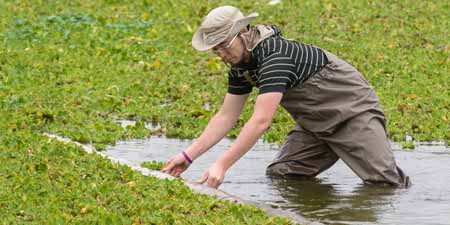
[
  {"x1": 215, "y1": 49, "x2": 227, "y2": 58},
  {"x1": 215, "y1": 50, "x2": 229, "y2": 61}
]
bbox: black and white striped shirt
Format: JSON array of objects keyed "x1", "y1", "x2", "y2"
[{"x1": 228, "y1": 26, "x2": 328, "y2": 95}]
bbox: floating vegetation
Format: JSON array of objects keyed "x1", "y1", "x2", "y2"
[
  {"x1": 1, "y1": 0, "x2": 448, "y2": 223},
  {"x1": 141, "y1": 160, "x2": 165, "y2": 171}
]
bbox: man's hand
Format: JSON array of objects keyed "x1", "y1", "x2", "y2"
[
  {"x1": 161, "y1": 153, "x2": 190, "y2": 177},
  {"x1": 196, "y1": 162, "x2": 226, "y2": 189},
  {"x1": 160, "y1": 93, "x2": 248, "y2": 179}
]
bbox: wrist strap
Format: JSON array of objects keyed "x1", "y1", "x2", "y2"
[{"x1": 182, "y1": 151, "x2": 193, "y2": 164}]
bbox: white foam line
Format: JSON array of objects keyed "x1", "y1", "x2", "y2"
[
  {"x1": 43, "y1": 132, "x2": 318, "y2": 225},
  {"x1": 44, "y1": 133, "x2": 95, "y2": 153}
]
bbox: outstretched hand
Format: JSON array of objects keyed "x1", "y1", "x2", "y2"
[
  {"x1": 161, "y1": 153, "x2": 190, "y2": 177},
  {"x1": 196, "y1": 162, "x2": 226, "y2": 189}
]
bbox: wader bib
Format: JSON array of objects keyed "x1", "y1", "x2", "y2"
[{"x1": 266, "y1": 50, "x2": 409, "y2": 187}]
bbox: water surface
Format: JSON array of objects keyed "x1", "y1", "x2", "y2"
[{"x1": 105, "y1": 135, "x2": 450, "y2": 225}]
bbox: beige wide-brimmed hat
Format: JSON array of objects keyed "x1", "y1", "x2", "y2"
[{"x1": 192, "y1": 6, "x2": 258, "y2": 51}]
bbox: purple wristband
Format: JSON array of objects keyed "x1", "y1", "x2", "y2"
[{"x1": 182, "y1": 151, "x2": 193, "y2": 164}]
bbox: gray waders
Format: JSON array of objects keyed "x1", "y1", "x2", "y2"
[{"x1": 266, "y1": 50, "x2": 410, "y2": 187}]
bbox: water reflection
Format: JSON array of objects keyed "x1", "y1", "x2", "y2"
[{"x1": 268, "y1": 177, "x2": 400, "y2": 224}]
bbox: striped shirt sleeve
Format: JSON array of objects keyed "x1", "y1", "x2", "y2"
[
  {"x1": 256, "y1": 52, "x2": 296, "y2": 94},
  {"x1": 227, "y1": 70, "x2": 253, "y2": 95}
]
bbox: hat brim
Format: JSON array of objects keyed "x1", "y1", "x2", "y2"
[
  {"x1": 192, "y1": 13, "x2": 258, "y2": 52},
  {"x1": 192, "y1": 29, "x2": 222, "y2": 52}
]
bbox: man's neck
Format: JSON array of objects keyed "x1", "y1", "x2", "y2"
[
  {"x1": 243, "y1": 50, "x2": 252, "y2": 64},
  {"x1": 232, "y1": 52, "x2": 254, "y2": 69}
]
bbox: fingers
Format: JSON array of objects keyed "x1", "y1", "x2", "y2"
[
  {"x1": 160, "y1": 159, "x2": 174, "y2": 174},
  {"x1": 207, "y1": 177, "x2": 222, "y2": 189},
  {"x1": 196, "y1": 172, "x2": 208, "y2": 184},
  {"x1": 174, "y1": 167, "x2": 184, "y2": 177},
  {"x1": 196, "y1": 172, "x2": 222, "y2": 189},
  {"x1": 161, "y1": 153, "x2": 192, "y2": 178},
  {"x1": 161, "y1": 157, "x2": 173, "y2": 171},
  {"x1": 161, "y1": 159, "x2": 181, "y2": 177}
]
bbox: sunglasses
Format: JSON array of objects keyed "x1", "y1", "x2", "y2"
[{"x1": 212, "y1": 33, "x2": 240, "y2": 54}]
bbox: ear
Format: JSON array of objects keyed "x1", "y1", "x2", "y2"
[{"x1": 240, "y1": 25, "x2": 250, "y2": 33}]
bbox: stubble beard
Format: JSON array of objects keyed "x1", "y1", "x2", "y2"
[{"x1": 229, "y1": 50, "x2": 251, "y2": 68}]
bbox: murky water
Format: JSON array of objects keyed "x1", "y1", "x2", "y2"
[{"x1": 104, "y1": 133, "x2": 450, "y2": 225}]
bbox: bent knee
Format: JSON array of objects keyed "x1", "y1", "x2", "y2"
[{"x1": 266, "y1": 162, "x2": 318, "y2": 177}]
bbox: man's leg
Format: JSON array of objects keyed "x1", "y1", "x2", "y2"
[
  {"x1": 266, "y1": 125, "x2": 339, "y2": 177},
  {"x1": 320, "y1": 110, "x2": 410, "y2": 187},
  {"x1": 278, "y1": 49, "x2": 409, "y2": 186}
]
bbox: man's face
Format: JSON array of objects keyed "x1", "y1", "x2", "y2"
[{"x1": 212, "y1": 33, "x2": 246, "y2": 66}]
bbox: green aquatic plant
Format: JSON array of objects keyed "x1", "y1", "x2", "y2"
[
  {"x1": 401, "y1": 142, "x2": 416, "y2": 150},
  {"x1": 141, "y1": 160, "x2": 165, "y2": 171},
  {"x1": 0, "y1": 131, "x2": 293, "y2": 224},
  {"x1": 1, "y1": 0, "x2": 448, "y2": 223}
]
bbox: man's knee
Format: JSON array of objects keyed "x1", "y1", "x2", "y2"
[
  {"x1": 266, "y1": 162, "x2": 289, "y2": 176},
  {"x1": 266, "y1": 162, "x2": 318, "y2": 178}
]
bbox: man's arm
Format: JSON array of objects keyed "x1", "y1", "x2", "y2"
[
  {"x1": 197, "y1": 92, "x2": 283, "y2": 188},
  {"x1": 184, "y1": 93, "x2": 249, "y2": 160}
]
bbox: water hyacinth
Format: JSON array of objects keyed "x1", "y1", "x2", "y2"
[{"x1": 0, "y1": 0, "x2": 448, "y2": 224}]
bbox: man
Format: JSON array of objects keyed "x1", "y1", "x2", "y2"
[{"x1": 161, "y1": 6, "x2": 409, "y2": 188}]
